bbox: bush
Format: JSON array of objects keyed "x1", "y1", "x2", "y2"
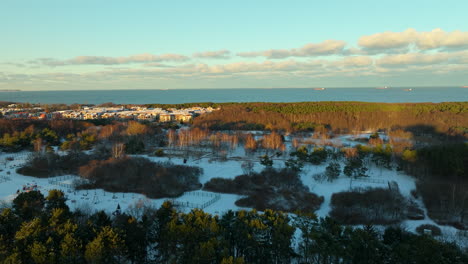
[
  {"x1": 416, "y1": 224, "x2": 442, "y2": 236},
  {"x1": 325, "y1": 162, "x2": 341, "y2": 182},
  {"x1": 203, "y1": 178, "x2": 240, "y2": 193},
  {"x1": 330, "y1": 187, "x2": 407, "y2": 225},
  {"x1": 312, "y1": 173, "x2": 326, "y2": 183},
  {"x1": 154, "y1": 149, "x2": 165, "y2": 157},
  {"x1": 204, "y1": 168, "x2": 323, "y2": 212},
  {"x1": 235, "y1": 188, "x2": 323, "y2": 212},
  {"x1": 17, "y1": 151, "x2": 102, "y2": 178},
  {"x1": 78, "y1": 157, "x2": 202, "y2": 198}
]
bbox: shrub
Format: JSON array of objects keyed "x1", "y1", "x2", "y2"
[
  {"x1": 204, "y1": 168, "x2": 323, "y2": 213},
  {"x1": 260, "y1": 155, "x2": 273, "y2": 167},
  {"x1": 312, "y1": 173, "x2": 326, "y2": 183},
  {"x1": 78, "y1": 157, "x2": 202, "y2": 198},
  {"x1": 203, "y1": 178, "x2": 239, "y2": 193},
  {"x1": 325, "y1": 162, "x2": 341, "y2": 182},
  {"x1": 17, "y1": 151, "x2": 98, "y2": 177},
  {"x1": 330, "y1": 187, "x2": 407, "y2": 225},
  {"x1": 154, "y1": 149, "x2": 165, "y2": 157}
]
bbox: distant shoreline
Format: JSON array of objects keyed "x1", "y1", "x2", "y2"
[
  {"x1": 1, "y1": 87, "x2": 466, "y2": 104},
  {"x1": 0, "y1": 89, "x2": 21, "y2": 92}
]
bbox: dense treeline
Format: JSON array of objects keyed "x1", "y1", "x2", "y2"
[
  {"x1": 193, "y1": 102, "x2": 468, "y2": 135},
  {"x1": 397, "y1": 143, "x2": 468, "y2": 227},
  {"x1": 0, "y1": 119, "x2": 163, "y2": 153},
  {"x1": 1, "y1": 190, "x2": 467, "y2": 264},
  {"x1": 144, "y1": 102, "x2": 220, "y2": 109}
]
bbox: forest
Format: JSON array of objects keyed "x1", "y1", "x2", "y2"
[
  {"x1": 0, "y1": 101, "x2": 467, "y2": 263},
  {"x1": 193, "y1": 102, "x2": 468, "y2": 136},
  {"x1": 0, "y1": 190, "x2": 467, "y2": 264}
]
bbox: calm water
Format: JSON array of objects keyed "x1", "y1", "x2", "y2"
[{"x1": 1, "y1": 87, "x2": 467, "y2": 104}]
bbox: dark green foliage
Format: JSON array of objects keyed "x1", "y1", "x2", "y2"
[
  {"x1": 290, "y1": 145, "x2": 309, "y2": 161},
  {"x1": 325, "y1": 162, "x2": 341, "y2": 182},
  {"x1": 259, "y1": 154, "x2": 273, "y2": 167},
  {"x1": 1, "y1": 193, "x2": 467, "y2": 264},
  {"x1": 12, "y1": 190, "x2": 45, "y2": 220},
  {"x1": 371, "y1": 144, "x2": 393, "y2": 170},
  {"x1": 284, "y1": 157, "x2": 304, "y2": 172},
  {"x1": 144, "y1": 102, "x2": 219, "y2": 110},
  {"x1": 344, "y1": 157, "x2": 368, "y2": 178},
  {"x1": 45, "y1": 189, "x2": 69, "y2": 213},
  {"x1": 308, "y1": 147, "x2": 329, "y2": 165},
  {"x1": 124, "y1": 136, "x2": 145, "y2": 154},
  {"x1": 154, "y1": 148, "x2": 165, "y2": 157},
  {"x1": 38, "y1": 128, "x2": 59, "y2": 145},
  {"x1": 291, "y1": 146, "x2": 329, "y2": 165}
]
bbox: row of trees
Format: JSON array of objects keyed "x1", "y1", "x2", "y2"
[
  {"x1": 1, "y1": 190, "x2": 466, "y2": 264},
  {"x1": 193, "y1": 102, "x2": 468, "y2": 136},
  {"x1": 398, "y1": 143, "x2": 468, "y2": 227},
  {"x1": 0, "y1": 119, "x2": 160, "y2": 153}
]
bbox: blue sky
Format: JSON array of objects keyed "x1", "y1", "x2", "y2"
[{"x1": 1, "y1": 0, "x2": 468, "y2": 90}]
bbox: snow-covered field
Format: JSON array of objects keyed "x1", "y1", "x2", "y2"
[{"x1": 1, "y1": 132, "x2": 467, "y2": 247}]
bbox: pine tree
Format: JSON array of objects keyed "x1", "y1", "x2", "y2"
[
  {"x1": 85, "y1": 226, "x2": 124, "y2": 264},
  {"x1": 325, "y1": 162, "x2": 341, "y2": 182},
  {"x1": 45, "y1": 189, "x2": 69, "y2": 214},
  {"x1": 12, "y1": 190, "x2": 45, "y2": 220}
]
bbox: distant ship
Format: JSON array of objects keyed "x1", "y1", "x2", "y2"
[
  {"x1": 375, "y1": 86, "x2": 389, "y2": 89},
  {"x1": 462, "y1": 86, "x2": 468, "y2": 88},
  {"x1": 403, "y1": 88, "x2": 413, "y2": 92},
  {"x1": 313, "y1": 88, "x2": 326, "y2": 90}
]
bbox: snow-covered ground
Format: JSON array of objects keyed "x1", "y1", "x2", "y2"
[{"x1": 1, "y1": 142, "x2": 466, "y2": 247}]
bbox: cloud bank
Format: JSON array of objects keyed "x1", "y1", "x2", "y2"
[
  {"x1": 2, "y1": 28, "x2": 467, "y2": 89},
  {"x1": 359, "y1": 28, "x2": 468, "y2": 52}
]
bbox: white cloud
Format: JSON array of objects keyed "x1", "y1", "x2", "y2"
[
  {"x1": 29, "y1": 53, "x2": 190, "y2": 67},
  {"x1": 193, "y1": 49, "x2": 231, "y2": 59},
  {"x1": 416, "y1": 28, "x2": 468, "y2": 50},
  {"x1": 376, "y1": 51, "x2": 468, "y2": 67},
  {"x1": 237, "y1": 40, "x2": 347, "y2": 58},
  {"x1": 359, "y1": 29, "x2": 417, "y2": 50},
  {"x1": 329, "y1": 56, "x2": 373, "y2": 67},
  {"x1": 358, "y1": 28, "x2": 468, "y2": 52}
]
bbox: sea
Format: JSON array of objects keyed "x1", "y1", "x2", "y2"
[{"x1": 1, "y1": 87, "x2": 467, "y2": 104}]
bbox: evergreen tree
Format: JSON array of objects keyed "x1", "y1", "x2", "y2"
[
  {"x1": 12, "y1": 190, "x2": 45, "y2": 220},
  {"x1": 45, "y1": 189, "x2": 69, "y2": 214},
  {"x1": 325, "y1": 162, "x2": 341, "y2": 182},
  {"x1": 260, "y1": 155, "x2": 273, "y2": 167},
  {"x1": 85, "y1": 226, "x2": 124, "y2": 264},
  {"x1": 344, "y1": 157, "x2": 368, "y2": 179}
]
